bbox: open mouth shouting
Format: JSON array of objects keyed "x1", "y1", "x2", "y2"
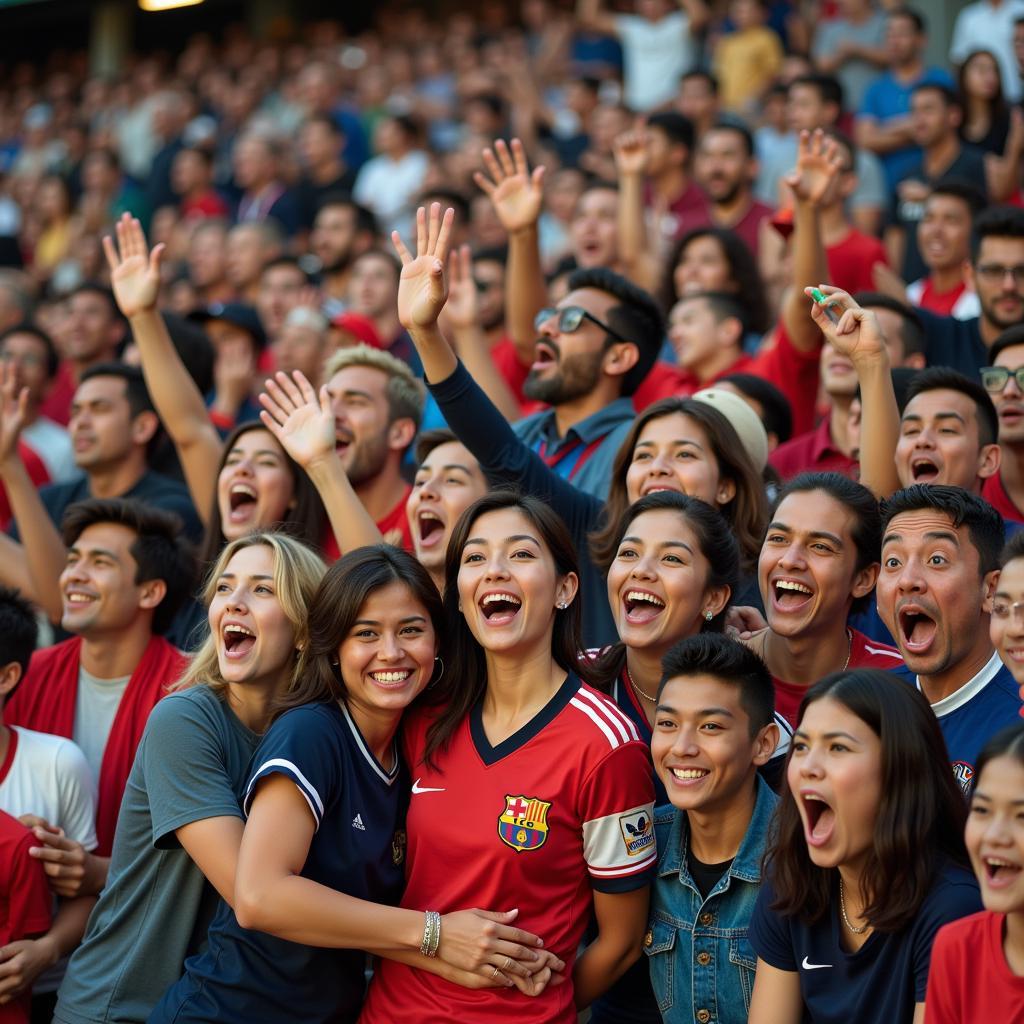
[
  {"x1": 222, "y1": 621, "x2": 256, "y2": 660},
  {"x1": 416, "y1": 509, "x2": 446, "y2": 549},
  {"x1": 771, "y1": 577, "x2": 814, "y2": 615},
  {"x1": 228, "y1": 482, "x2": 259, "y2": 525},
  {"x1": 334, "y1": 428, "x2": 353, "y2": 458},
  {"x1": 479, "y1": 591, "x2": 522, "y2": 626},
  {"x1": 800, "y1": 790, "x2": 836, "y2": 848},
  {"x1": 982, "y1": 855, "x2": 1023, "y2": 890},
  {"x1": 530, "y1": 340, "x2": 558, "y2": 374},
  {"x1": 897, "y1": 603, "x2": 938, "y2": 656},
  {"x1": 909, "y1": 456, "x2": 941, "y2": 483},
  {"x1": 622, "y1": 588, "x2": 665, "y2": 626}
]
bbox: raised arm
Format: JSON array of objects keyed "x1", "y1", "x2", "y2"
[
  {"x1": 782, "y1": 130, "x2": 842, "y2": 353},
  {"x1": 103, "y1": 214, "x2": 223, "y2": 525},
  {"x1": 0, "y1": 371, "x2": 66, "y2": 620},
  {"x1": 439, "y1": 244, "x2": 521, "y2": 422},
  {"x1": 258, "y1": 371, "x2": 383, "y2": 553},
  {"x1": 807, "y1": 287, "x2": 901, "y2": 498},
  {"x1": 473, "y1": 139, "x2": 547, "y2": 365},
  {"x1": 576, "y1": 0, "x2": 619, "y2": 36}
]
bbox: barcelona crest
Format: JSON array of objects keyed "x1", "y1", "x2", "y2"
[{"x1": 498, "y1": 794, "x2": 551, "y2": 853}]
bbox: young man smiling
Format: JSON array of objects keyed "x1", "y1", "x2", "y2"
[
  {"x1": 876, "y1": 484, "x2": 1022, "y2": 790},
  {"x1": 745, "y1": 472, "x2": 905, "y2": 729},
  {"x1": 647, "y1": 633, "x2": 779, "y2": 1024}
]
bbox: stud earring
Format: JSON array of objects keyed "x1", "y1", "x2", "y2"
[
  {"x1": 705, "y1": 610, "x2": 714, "y2": 621},
  {"x1": 557, "y1": 600, "x2": 568, "y2": 610}
]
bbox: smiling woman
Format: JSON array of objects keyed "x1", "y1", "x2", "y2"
[{"x1": 746, "y1": 669, "x2": 982, "y2": 1024}]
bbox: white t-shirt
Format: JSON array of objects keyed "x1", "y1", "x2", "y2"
[
  {"x1": 22, "y1": 416, "x2": 75, "y2": 483},
  {"x1": 950, "y1": 0, "x2": 1024, "y2": 103},
  {"x1": 352, "y1": 150, "x2": 430, "y2": 237},
  {"x1": 73, "y1": 668, "x2": 131, "y2": 788},
  {"x1": 615, "y1": 12, "x2": 697, "y2": 112}
]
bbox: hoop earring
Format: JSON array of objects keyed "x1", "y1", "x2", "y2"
[{"x1": 434, "y1": 656, "x2": 444, "y2": 681}]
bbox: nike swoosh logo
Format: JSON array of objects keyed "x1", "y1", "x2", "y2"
[
  {"x1": 801, "y1": 957, "x2": 832, "y2": 970},
  {"x1": 411, "y1": 779, "x2": 445, "y2": 794}
]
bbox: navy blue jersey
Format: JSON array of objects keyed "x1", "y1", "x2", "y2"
[
  {"x1": 750, "y1": 861, "x2": 981, "y2": 1023},
  {"x1": 149, "y1": 702, "x2": 407, "y2": 1024}
]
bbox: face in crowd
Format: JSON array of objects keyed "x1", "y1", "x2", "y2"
[{"x1": 217, "y1": 428, "x2": 296, "y2": 540}]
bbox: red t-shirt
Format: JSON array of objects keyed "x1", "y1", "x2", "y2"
[
  {"x1": 826, "y1": 229, "x2": 888, "y2": 295},
  {"x1": 771, "y1": 629, "x2": 904, "y2": 726},
  {"x1": 916, "y1": 278, "x2": 969, "y2": 317},
  {"x1": 0, "y1": 810, "x2": 52, "y2": 1024},
  {"x1": 181, "y1": 190, "x2": 230, "y2": 221},
  {"x1": 360, "y1": 676, "x2": 656, "y2": 1023},
  {"x1": 489, "y1": 336, "x2": 545, "y2": 417},
  {"x1": 0, "y1": 440, "x2": 51, "y2": 530},
  {"x1": 925, "y1": 911, "x2": 1024, "y2": 1024},
  {"x1": 982, "y1": 472, "x2": 1024, "y2": 523},
  {"x1": 746, "y1": 321, "x2": 823, "y2": 439},
  {"x1": 724, "y1": 199, "x2": 774, "y2": 259},
  {"x1": 321, "y1": 484, "x2": 413, "y2": 562},
  {"x1": 769, "y1": 415, "x2": 858, "y2": 482},
  {"x1": 632, "y1": 354, "x2": 754, "y2": 410},
  {"x1": 39, "y1": 361, "x2": 76, "y2": 426}
]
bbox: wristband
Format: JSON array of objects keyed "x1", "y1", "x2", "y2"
[{"x1": 420, "y1": 910, "x2": 441, "y2": 957}]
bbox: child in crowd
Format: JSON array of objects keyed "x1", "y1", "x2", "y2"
[{"x1": 647, "y1": 633, "x2": 779, "y2": 1023}]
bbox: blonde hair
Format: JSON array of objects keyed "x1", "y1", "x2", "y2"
[
  {"x1": 322, "y1": 342, "x2": 425, "y2": 425},
  {"x1": 173, "y1": 531, "x2": 327, "y2": 698}
]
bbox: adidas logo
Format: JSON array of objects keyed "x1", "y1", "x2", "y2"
[{"x1": 352, "y1": 813, "x2": 366, "y2": 831}]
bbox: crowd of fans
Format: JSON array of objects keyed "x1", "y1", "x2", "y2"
[{"x1": 1, "y1": 1, "x2": 1024, "y2": 1022}]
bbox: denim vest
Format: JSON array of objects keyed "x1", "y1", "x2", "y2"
[{"x1": 644, "y1": 778, "x2": 778, "y2": 1024}]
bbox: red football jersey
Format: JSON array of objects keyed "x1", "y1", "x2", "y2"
[{"x1": 361, "y1": 674, "x2": 656, "y2": 1024}]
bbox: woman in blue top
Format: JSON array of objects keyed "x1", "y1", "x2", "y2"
[
  {"x1": 149, "y1": 545, "x2": 560, "y2": 1024},
  {"x1": 748, "y1": 668, "x2": 983, "y2": 1024}
]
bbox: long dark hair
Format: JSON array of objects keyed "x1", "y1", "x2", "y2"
[
  {"x1": 423, "y1": 490, "x2": 582, "y2": 765},
  {"x1": 958, "y1": 49, "x2": 1008, "y2": 146},
  {"x1": 660, "y1": 227, "x2": 770, "y2": 334},
  {"x1": 768, "y1": 669, "x2": 969, "y2": 931},
  {"x1": 198, "y1": 421, "x2": 328, "y2": 566},
  {"x1": 272, "y1": 544, "x2": 444, "y2": 718},
  {"x1": 589, "y1": 397, "x2": 767, "y2": 575},
  {"x1": 586, "y1": 492, "x2": 740, "y2": 691}
]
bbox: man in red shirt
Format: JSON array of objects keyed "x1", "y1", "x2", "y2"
[
  {"x1": 694, "y1": 122, "x2": 773, "y2": 259},
  {"x1": 320, "y1": 345, "x2": 421, "y2": 551}
]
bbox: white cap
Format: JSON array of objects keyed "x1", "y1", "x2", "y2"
[{"x1": 692, "y1": 387, "x2": 769, "y2": 472}]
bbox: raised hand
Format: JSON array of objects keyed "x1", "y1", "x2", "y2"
[
  {"x1": 805, "y1": 285, "x2": 888, "y2": 365},
  {"x1": 102, "y1": 212, "x2": 164, "y2": 319},
  {"x1": 784, "y1": 129, "x2": 843, "y2": 207},
  {"x1": 0, "y1": 363, "x2": 29, "y2": 470},
  {"x1": 211, "y1": 336, "x2": 256, "y2": 417},
  {"x1": 439, "y1": 244, "x2": 479, "y2": 334},
  {"x1": 392, "y1": 203, "x2": 455, "y2": 332},
  {"x1": 473, "y1": 138, "x2": 545, "y2": 235},
  {"x1": 258, "y1": 370, "x2": 336, "y2": 471},
  {"x1": 613, "y1": 127, "x2": 650, "y2": 177}
]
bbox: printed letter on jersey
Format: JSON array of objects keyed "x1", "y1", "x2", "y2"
[
  {"x1": 618, "y1": 809, "x2": 654, "y2": 857},
  {"x1": 498, "y1": 795, "x2": 551, "y2": 853}
]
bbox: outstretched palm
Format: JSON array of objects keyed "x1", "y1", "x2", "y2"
[
  {"x1": 392, "y1": 204, "x2": 455, "y2": 331},
  {"x1": 258, "y1": 371, "x2": 336, "y2": 471},
  {"x1": 785, "y1": 129, "x2": 843, "y2": 206},
  {"x1": 473, "y1": 138, "x2": 545, "y2": 233},
  {"x1": 0, "y1": 364, "x2": 28, "y2": 468},
  {"x1": 102, "y1": 213, "x2": 163, "y2": 318}
]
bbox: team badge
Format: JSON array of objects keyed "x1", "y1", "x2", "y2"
[
  {"x1": 619, "y1": 809, "x2": 654, "y2": 857},
  {"x1": 498, "y1": 795, "x2": 551, "y2": 853},
  {"x1": 391, "y1": 828, "x2": 407, "y2": 866},
  {"x1": 952, "y1": 761, "x2": 974, "y2": 795}
]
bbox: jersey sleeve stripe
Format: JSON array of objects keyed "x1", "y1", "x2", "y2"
[
  {"x1": 244, "y1": 757, "x2": 325, "y2": 828},
  {"x1": 577, "y1": 687, "x2": 639, "y2": 743},
  {"x1": 569, "y1": 696, "x2": 621, "y2": 749},
  {"x1": 589, "y1": 851, "x2": 658, "y2": 876},
  {"x1": 863, "y1": 644, "x2": 902, "y2": 660}
]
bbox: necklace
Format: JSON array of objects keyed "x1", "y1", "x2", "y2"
[
  {"x1": 843, "y1": 628, "x2": 852, "y2": 671},
  {"x1": 839, "y1": 878, "x2": 869, "y2": 934},
  {"x1": 625, "y1": 667, "x2": 657, "y2": 704}
]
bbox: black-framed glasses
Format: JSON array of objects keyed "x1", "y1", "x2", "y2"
[
  {"x1": 981, "y1": 366, "x2": 1024, "y2": 393},
  {"x1": 533, "y1": 306, "x2": 630, "y2": 344}
]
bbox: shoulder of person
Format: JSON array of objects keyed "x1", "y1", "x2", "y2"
[{"x1": 915, "y1": 860, "x2": 983, "y2": 928}]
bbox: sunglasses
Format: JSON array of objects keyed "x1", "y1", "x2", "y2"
[
  {"x1": 533, "y1": 306, "x2": 630, "y2": 344},
  {"x1": 980, "y1": 366, "x2": 1024, "y2": 393}
]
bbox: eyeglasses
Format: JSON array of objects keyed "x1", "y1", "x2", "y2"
[
  {"x1": 975, "y1": 264, "x2": 1024, "y2": 285},
  {"x1": 533, "y1": 306, "x2": 630, "y2": 344},
  {"x1": 992, "y1": 599, "x2": 1024, "y2": 624},
  {"x1": 981, "y1": 366, "x2": 1024, "y2": 393}
]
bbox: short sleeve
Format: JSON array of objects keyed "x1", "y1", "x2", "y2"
[
  {"x1": 53, "y1": 739, "x2": 98, "y2": 851},
  {"x1": 748, "y1": 880, "x2": 798, "y2": 971},
  {"x1": 9, "y1": 830, "x2": 52, "y2": 938},
  {"x1": 243, "y1": 706, "x2": 341, "y2": 832},
  {"x1": 142, "y1": 692, "x2": 249, "y2": 848},
  {"x1": 852, "y1": 152, "x2": 886, "y2": 210},
  {"x1": 578, "y1": 740, "x2": 656, "y2": 893},
  {"x1": 923, "y1": 920, "x2": 960, "y2": 1024},
  {"x1": 910, "y1": 875, "x2": 982, "y2": 1001}
]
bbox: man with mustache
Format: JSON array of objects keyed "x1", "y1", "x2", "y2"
[{"x1": 877, "y1": 484, "x2": 1022, "y2": 791}]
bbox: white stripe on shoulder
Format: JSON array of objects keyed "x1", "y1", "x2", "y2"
[
  {"x1": 863, "y1": 644, "x2": 902, "y2": 661},
  {"x1": 577, "y1": 687, "x2": 636, "y2": 743},
  {"x1": 569, "y1": 696, "x2": 621, "y2": 749},
  {"x1": 246, "y1": 758, "x2": 324, "y2": 827}
]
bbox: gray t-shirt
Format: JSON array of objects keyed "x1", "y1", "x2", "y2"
[
  {"x1": 73, "y1": 668, "x2": 131, "y2": 787},
  {"x1": 54, "y1": 685, "x2": 261, "y2": 1024},
  {"x1": 812, "y1": 12, "x2": 886, "y2": 111}
]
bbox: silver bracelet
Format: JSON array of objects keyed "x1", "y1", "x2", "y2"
[{"x1": 420, "y1": 910, "x2": 441, "y2": 957}]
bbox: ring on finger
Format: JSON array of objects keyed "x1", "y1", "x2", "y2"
[
  {"x1": 491, "y1": 965, "x2": 501, "y2": 979},
  {"x1": 504, "y1": 956, "x2": 513, "y2": 971}
]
